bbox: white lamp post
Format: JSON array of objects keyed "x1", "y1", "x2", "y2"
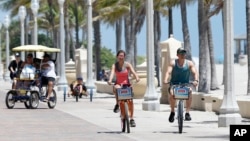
[
  {"x1": 31, "y1": 0, "x2": 43, "y2": 58},
  {"x1": 57, "y1": 0, "x2": 68, "y2": 91},
  {"x1": 142, "y1": 0, "x2": 160, "y2": 111},
  {"x1": 4, "y1": 15, "x2": 10, "y2": 81},
  {"x1": 18, "y1": 6, "x2": 26, "y2": 61},
  {"x1": 86, "y1": 0, "x2": 95, "y2": 101},
  {"x1": 0, "y1": 22, "x2": 3, "y2": 80},
  {"x1": 31, "y1": 0, "x2": 39, "y2": 46},
  {"x1": 218, "y1": 0, "x2": 241, "y2": 127}
]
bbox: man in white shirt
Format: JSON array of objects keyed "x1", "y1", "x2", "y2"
[{"x1": 41, "y1": 53, "x2": 56, "y2": 102}]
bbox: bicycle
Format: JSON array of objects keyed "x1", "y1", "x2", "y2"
[
  {"x1": 5, "y1": 76, "x2": 37, "y2": 109},
  {"x1": 6, "y1": 45, "x2": 60, "y2": 109},
  {"x1": 168, "y1": 82, "x2": 193, "y2": 134},
  {"x1": 116, "y1": 84, "x2": 134, "y2": 133},
  {"x1": 35, "y1": 70, "x2": 57, "y2": 109}
]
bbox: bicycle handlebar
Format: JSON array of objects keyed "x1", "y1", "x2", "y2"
[{"x1": 165, "y1": 81, "x2": 197, "y2": 86}]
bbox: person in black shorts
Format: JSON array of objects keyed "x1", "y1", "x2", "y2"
[{"x1": 8, "y1": 53, "x2": 23, "y2": 89}]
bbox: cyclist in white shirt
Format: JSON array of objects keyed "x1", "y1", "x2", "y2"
[{"x1": 41, "y1": 53, "x2": 56, "y2": 102}]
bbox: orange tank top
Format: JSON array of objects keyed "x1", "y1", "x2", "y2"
[{"x1": 115, "y1": 64, "x2": 129, "y2": 85}]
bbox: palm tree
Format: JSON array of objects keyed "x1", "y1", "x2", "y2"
[
  {"x1": 246, "y1": 0, "x2": 250, "y2": 95},
  {"x1": 206, "y1": 0, "x2": 224, "y2": 91},
  {"x1": 198, "y1": 0, "x2": 211, "y2": 93},
  {"x1": 92, "y1": 1, "x2": 102, "y2": 80}
]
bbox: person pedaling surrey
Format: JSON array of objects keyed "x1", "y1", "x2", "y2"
[
  {"x1": 40, "y1": 53, "x2": 56, "y2": 102},
  {"x1": 107, "y1": 50, "x2": 140, "y2": 127},
  {"x1": 8, "y1": 53, "x2": 23, "y2": 89},
  {"x1": 19, "y1": 53, "x2": 36, "y2": 88},
  {"x1": 163, "y1": 47, "x2": 199, "y2": 123},
  {"x1": 68, "y1": 77, "x2": 88, "y2": 98}
]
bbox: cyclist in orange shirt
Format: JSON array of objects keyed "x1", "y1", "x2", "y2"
[{"x1": 107, "y1": 50, "x2": 140, "y2": 127}]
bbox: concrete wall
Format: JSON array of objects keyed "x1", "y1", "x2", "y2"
[
  {"x1": 191, "y1": 92, "x2": 250, "y2": 119},
  {"x1": 95, "y1": 82, "x2": 250, "y2": 119}
]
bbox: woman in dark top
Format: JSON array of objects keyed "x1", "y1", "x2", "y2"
[{"x1": 8, "y1": 53, "x2": 23, "y2": 89}]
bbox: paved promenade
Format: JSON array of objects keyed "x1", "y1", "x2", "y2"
[{"x1": 1, "y1": 80, "x2": 238, "y2": 141}]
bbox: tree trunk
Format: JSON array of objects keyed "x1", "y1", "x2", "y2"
[
  {"x1": 93, "y1": 12, "x2": 101, "y2": 80},
  {"x1": 180, "y1": 0, "x2": 192, "y2": 61},
  {"x1": 154, "y1": 10, "x2": 161, "y2": 87},
  {"x1": 168, "y1": 7, "x2": 173, "y2": 37},
  {"x1": 246, "y1": 0, "x2": 250, "y2": 95},
  {"x1": 116, "y1": 18, "x2": 122, "y2": 52},
  {"x1": 65, "y1": 2, "x2": 70, "y2": 62},
  {"x1": 198, "y1": 0, "x2": 210, "y2": 93},
  {"x1": 47, "y1": 0, "x2": 56, "y2": 49},
  {"x1": 74, "y1": 1, "x2": 80, "y2": 49},
  {"x1": 207, "y1": 19, "x2": 220, "y2": 90},
  {"x1": 124, "y1": 16, "x2": 130, "y2": 58},
  {"x1": 127, "y1": 0, "x2": 135, "y2": 66}
]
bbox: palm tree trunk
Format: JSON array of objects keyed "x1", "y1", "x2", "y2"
[
  {"x1": 198, "y1": 0, "x2": 210, "y2": 93},
  {"x1": 47, "y1": 0, "x2": 56, "y2": 49},
  {"x1": 246, "y1": 0, "x2": 250, "y2": 95},
  {"x1": 93, "y1": 12, "x2": 101, "y2": 80},
  {"x1": 207, "y1": 19, "x2": 220, "y2": 90},
  {"x1": 74, "y1": 1, "x2": 80, "y2": 49},
  {"x1": 180, "y1": 0, "x2": 192, "y2": 61},
  {"x1": 168, "y1": 7, "x2": 173, "y2": 37},
  {"x1": 154, "y1": 10, "x2": 161, "y2": 87},
  {"x1": 124, "y1": 16, "x2": 130, "y2": 57},
  {"x1": 134, "y1": 37, "x2": 137, "y2": 67},
  {"x1": 64, "y1": 2, "x2": 70, "y2": 62},
  {"x1": 116, "y1": 18, "x2": 122, "y2": 52},
  {"x1": 127, "y1": 0, "x2": 135, "y2": 66}
]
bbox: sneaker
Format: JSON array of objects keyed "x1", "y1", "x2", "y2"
[
  {"x1": 113, "y1": 104, "x2": 119, "y2": 113},
  {"x1": 43, "y1": 98, "x2": 49, "y2": 102},
  {"x1": 185, "y1": 113, "x2": 192, "y2": 121},
  {"x1": 169, "y1": 112, "x2": 175, "y2": 123},
  {"x1": 130, "y1": 119, "x2": 136, "y2": 127}
]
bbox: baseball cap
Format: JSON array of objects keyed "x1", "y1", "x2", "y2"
[
  {"x1": 177, "y1": 47, "x2": 187, "y2": 54},
  {"x1": 15, "y1": 53, "x2": 20, "y2": 57},
  {"x1": 77, "y1": 77, "x2": 83, "y2": 81},
  {"x1": 27, "y1": 53, "x2": 33, "y2": 58}
]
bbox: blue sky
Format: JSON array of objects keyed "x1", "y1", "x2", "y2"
[
  {"x1": 100, "y1": 0, "x2": 245, "y2": 59},
  {"x1": 0, "y1": 0, "x2": 246, "y2": 59}
]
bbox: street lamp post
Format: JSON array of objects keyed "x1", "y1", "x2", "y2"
[
  {"x1": 31, "y1": 0, "x2": 39, "y2": 45},
  {"x1": 142, "y1": 0, "x2": 160, "y2": 111},
  {"x1": 0, "y1": 22, "x2": 3, "y2": 80},
  {"x1": 57, "y1": 0, "x2": 68, "y2": 91},
  {"x1": 218, "y1": 0, "x2": 241, "y2": 127},
  {"x1": 86, "y1": 0, "x2": 95, "y2": 101},
  {"x1": 18, "y1": 6, "x2": 26, "y2": 61},
  {"x1": 4, "y1": 15, "x2": 10, "y2": 81},
  {"x1": 31, "y1": 0, "x2": 41, "y2": 57}
]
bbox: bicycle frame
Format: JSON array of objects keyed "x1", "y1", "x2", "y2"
[
  {"x1": 117, "y1": 86, "x2": 133, "y2": 133},
  {"x1": 172, "y1": 83, "x2": 190, "y2": 134}
]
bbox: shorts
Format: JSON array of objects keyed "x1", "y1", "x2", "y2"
[{"x1": 41, "y1": 76, "x2": 55, "y2": 85}]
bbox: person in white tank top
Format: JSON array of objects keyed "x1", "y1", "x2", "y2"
[{"x1": 41, "y1": 53, "x2": 56, "y2": 102}]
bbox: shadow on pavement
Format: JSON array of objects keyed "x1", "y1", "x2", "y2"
[
  {"x1": 97, "y1": 131, "x2": 125, "y2": 134},
  {"x1": 191, "y1": 135, "x2": 229, "y2": 140}
]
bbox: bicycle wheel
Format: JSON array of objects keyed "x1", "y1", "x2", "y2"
[
  {"x1": 124, "y1": 102, "x2": 130, "y2": 133},
  {"x1": 177, "y1": 100, "x2": 183, "y2": 133},
  {"x1": 76, "y1": 92, "x2": 79, "y2": 102},
  {"x1": 29, "y1": 91, "x2": 39, "y2": 109},
  {"x1": 24, "y1": 91, "x2": 31, "y2": 109},
  {"x1": 121, "y1": 118, "x2": 125, "y2": 132},
  {"x1": 5, "y1": 91, "x2": 16, "y2": 109},
  {"x1": 47, "y1": 89, "x2": 57, "y2": 109}
]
